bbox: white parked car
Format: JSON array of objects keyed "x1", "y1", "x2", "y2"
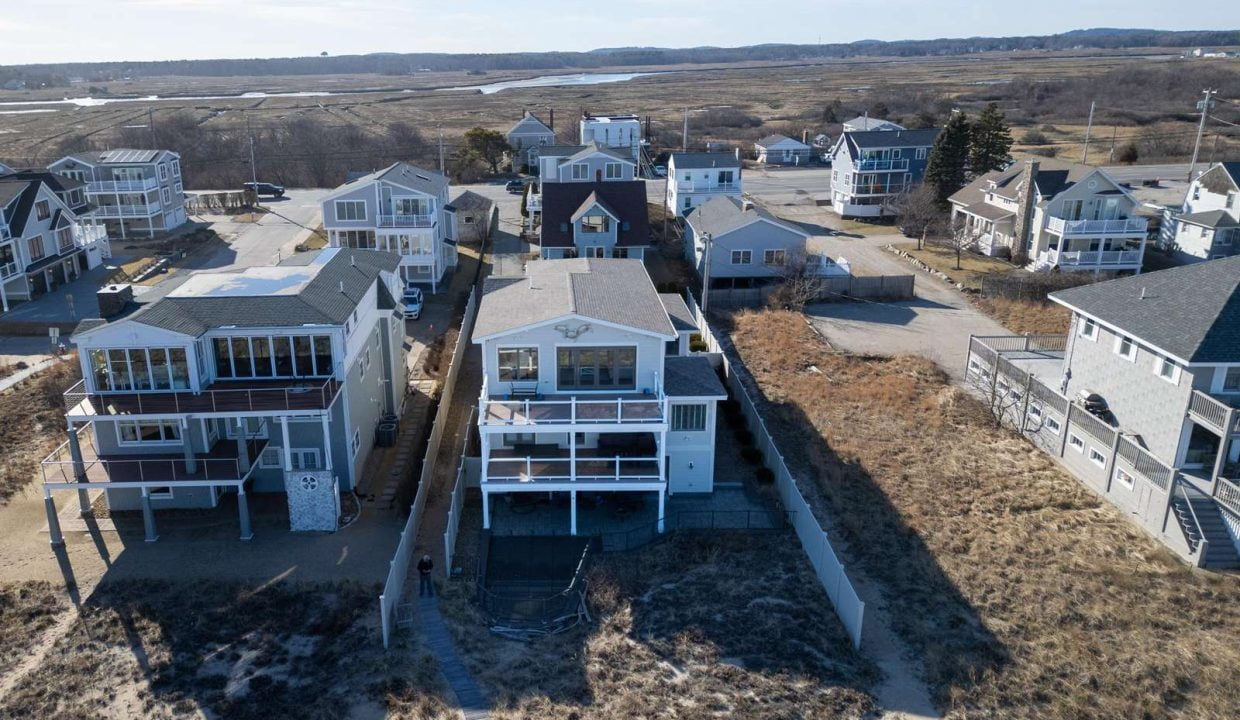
[{"x1": 403, "y1": 288, "x2": 424, "y2": 320}]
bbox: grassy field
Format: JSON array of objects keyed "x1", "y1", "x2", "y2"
[
  {"x1": 0, "y1": 360, "x2": 81, "y2": 504},
  {"x1": 894, "y1": 242, "x2": 1018, "y2": 290},
  {"x1": 729, "y1": 310, "x2": 1240, "y2": 720},
  {"x1": 0, "y1": 580, "x2": 453, "y2": 720},
  {"x1": 0, "y1": 582, "x2": 65, "y2": 677},
  {"x1": 438, "y1": 532, "x2": 878, "y2": 720},
  {"x1": 971, "y1": 296, "x2": 1072, "y2": 335}
]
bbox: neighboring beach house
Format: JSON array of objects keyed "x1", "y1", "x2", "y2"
[
  {"x1": 828, "y1": 128, "x2": 937, "y2": 218},
  {"x1": 754, "y1": 135, "x2": 811, "y2": 166},
  {"x1": 841, "y1": 116, "x2": 905, "y2": 132},
  {"x1": 471, "y1": 258, "x2": 727, "y2": 534},
  {"x1": 965, "y1": 258, "x2": 1240, "y2": 568},
  {"x1": 528, "y1": 143, "x2": 637, "y2": 219},
  {"x1": 48, "y1": 149, "x2": 187, "y2": 239},
  {"x1": 0, "y1": 171, "x2": 109, "y2": 313},
  {"x1": 1162, "y1": 161, "x2": 1240, "y2": 264},
  {"x1": 683, "y1": 196, "x2": 847, "y2": 282},
  {"x1": 579, "y1": 113, "x2": 643, "y2": 160},
  {"x1": 505, "y1": 112, "x2": 557, "y2": 172},
  {"x1": 321, "y1": 162, "x2": 458, "y2": 293},
  {"x1": 949, "y1": 159, "x2": 1148, "y2": 273},
  {"x1": 666, "y1": 152, "x2": 742, "y2": 218},
  {"x1": 40, "y1": 248, "x2": 408, "y2": 544},
  {"x1": 538, "y1": 180, "x2": 650, "y2": 260}
]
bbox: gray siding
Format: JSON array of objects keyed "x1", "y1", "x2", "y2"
[
  {"x1": 688, "y1": 220, "x2": 807, "y2": 279},
  {"x1": 553, "y1": 155, "x2": 635, "y2": 183}
]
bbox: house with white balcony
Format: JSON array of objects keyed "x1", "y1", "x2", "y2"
[
  {"x1": 538, "y1": 180, "x2": 650, "y2": 260},
  {"x1": 684, "y1": 196, "x2": 848, "y2": 282},
  {"x1": 1161, "y1": 161, "x2": 1240, "y2": 264},
  {"x1": 666, "y1": 152, "x2": 742, "y2": 217},
  {"x1": 949, "y1": 159, "x2": 1149, "y2": 273},
  {"x1": 39, "y1": 248, "x2": 408, "y2": 544},
  {"x1": 579, "y1": 113, "x2": 643, "y2": 161},
  {"x1": 754, "y1": 135, "x2": 811, "y2": 166},
  {"x1": 828, "y1": 128, "x2": 937, "y2": 217},
  {"x1": 506, "y1": 111, "x2": 557, "y2": 173},
  {"x1": 321, "y1": 162, "x2": 458, "y2": 293},
  {"x1": 472, "y1": 258, "x2": 726, "y2": 535},
  {"x1": 0, "y1": 172, "x2": 109, "y2": 313},
  {"x1": 964, "y1": 258, "x2": 1240, "y2": 568},
  {"x1": 48, "y1": 149, "x2": 187, "y2": 239}
]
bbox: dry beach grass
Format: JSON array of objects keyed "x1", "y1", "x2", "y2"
[{"x1": 730, "y1": 309, "x2": 1240, "y2": 720}]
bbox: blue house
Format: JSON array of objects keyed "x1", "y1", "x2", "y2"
[{"x1": 828, "y1": 128, "x2": 939, "y2": 218}]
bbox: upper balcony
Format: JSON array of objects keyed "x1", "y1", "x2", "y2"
[
  {"x1": 75, "y1": 223, "x2": 108, "y2": 248},
  {"x1": 855, "y1": 158, "x2": 909, "y2": 172},
  {"x1": 376, "y1": 213, "x2": 435, "y2": 229},
  {"x1": 486, "y1": 447, "x2": 662, "y2": 486},
  {"x1": 678, "y1": 181, "x2": 740, "y2": 193},
  {"x1": 41, "y1": 427, "x2": 267, "y2": 489},
  {"x1": 89, "y1": 203, "x2": 162, "y2": 219},
  {"x1": 64, "y1": 377, "x2": 341, "y2": 418},
  {"x1": 1045, "y1": 217, "x2": 1147, "y2": 237},
  {"x1": 1188, "y1": 390, "x2": 1240, "y2": 437},
  {"x1": 0, "y1": 260, "x2": 17, "y2": 279},
  {"x1": 87, "y1": 177, "x2": 160, "y2": 194},
  {"x1": 479, "y1": 380, "x2": 667, "y2": 430}
]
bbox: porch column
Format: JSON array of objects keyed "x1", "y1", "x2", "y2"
[
  {"x1": 66, "y1": 421, "x2": 87, "y2": 483},
  {"x1": 657, "y1": 488, "x2": 666, "y2": 533},
  {"x1": 237, "y1": 487, "x2": 253, "y2": 541},
  {"x1": 235, "y1": 427, "x2": 251, "y2": 474},
  {"x1": 0, "y1": 280, "x2": 8, "y2": 313},
  {"x1": 45, "y1": 488, "x2": 63, "y2": 547},
  {"x1": 570, "y1": 490, "x2": 577, "y2": 536},
  {"x1": 76, "y1": 488, "x2": 92, "y2": 517},
  {"x1": 658, "y1": 430, "x2": 668, "y2": 491},
  {"x1": 569, "y1": 435, "x2": 577, "y2": 484},
  {"x1": 1211, "y1": 409, "x2": 1235, "y2": 485},
  {"x1": 140, "y1": 487, "x2": 158, "y2": 542},
  {"x1": 481, "y1": 488, "x2": 491, "y2": 529},
  {"x1": 181, "y1": 418, "x2": 197, "y2": 473},
  {"x1": 321, "y1": 414, "x2": 334, "y2": 471},
  {"x1": 280, "y1": 416, "x2": 292, "y2": 471}
]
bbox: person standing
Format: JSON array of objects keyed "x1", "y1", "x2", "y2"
[{"x1": 417, "y1": 554, "x2": 435, "y2": 597}]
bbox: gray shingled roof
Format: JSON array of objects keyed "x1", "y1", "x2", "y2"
[
  {"x1": 473, "y1": 258, "x2": 676, "y2": 341},
  {"x1": 1178, "y1": 209, "x2": 1239, "y2": 228},
  {"x1": 506, "y1": 113, "x2": 554, "y2": 137},
  {"x1": 684, "y1": 196, "x2": 808, "y2": 239},
  {"x1": 659, "y1": 293, "x2": 697, "y2": 332},
  {"x1": 842, "y1": 116, "x2": 904, "y2": 131},
  {"x1": 537, "y1": 144, "x2": 587, "y2": 157},
  {"x1": 566, "y1": 142, "x2": 633, "y2": 164},
  {"x1": 664, "y1": 356, "x2": 726, "y2": 398},
  {"x1": 671, "y1": 152, "x2": 741, "y2": 170},
  {"x1": 331, "y1": 162, "x2": 447, "y2": 198},
  {"x1": 756, "y1": 134, "x2": 807, "y2": 148},
  {"x1": 959, "y1": 201, "x2": 1015, "y2": 222},
  {"x1": 1050, "y1": 256, "x2": 1240, "y2": 363},
  {"x1": 126, "y1": 248, "x2": 399, "y2": 336},
  {"x1": 844, "y1": 128, "x2": 939, "y2": 152}
]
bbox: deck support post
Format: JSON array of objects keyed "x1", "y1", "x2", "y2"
[
  {"x1": 76, "y1": 489, "x2": 92, "y2": 517},
  {"x1": 45, "y1": 489, "x2": 63, "y2": 546},
  {"x1": 66, "y1": 421, "x2": 87, "y2": 483},
  {"x1": 280, "y1": 416, "x2": 293, "y2": 472},
  {"x1": 181, "y1": 418, "x2": 197, "y2": 474},
  {"x1": 481, "y1": 488, "x2": 491, "y2": 529},
  {"x1": 321, "y1": 414, "x2": 334, "y2": 471},
  {"x1": 236, "y1": 420, "x2": 251, "y2": 474},
  {"x1": 657, "y1": 489, "x2": 666, "y2": 533},
  {"x1": 238, "y1": 487, "x2": 253, "y2": 541},
  {"x1": 140, "y1": 487, "x2": 158, "y2": 543},
  {"x1": 570, "y1": 490, "x2": 577, "y2": 536}
]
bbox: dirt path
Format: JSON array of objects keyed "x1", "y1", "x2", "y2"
[
  {"x1": 0, "y1": 604, "x2": 82, "y2": 704},
  {"x1": 851, "y1": 572, "x2": 941, "y2": 720}
]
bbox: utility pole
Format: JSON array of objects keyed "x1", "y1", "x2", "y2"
[
  {"x1": 1108, "y1": 125, "x2": 1118, "y2": 163},
  {"x1": 147, "y1": 106, "x2": 156, "y2": 147},
  {"x1": 1081, "y1": 101, "x2": 1095, "y2": 164},
  {"x1": 437, "y1": 125, "x2": 445, "y2": 174},
  {"x1": 700, "y1": 232, "x2": 713, "y2": 317},
  {"x1": 246, "y1": 116, "x2": 258, "y2": 189},
  {"x1": 1188, "y1": 88, "x2": 1217, "y2": 181},
  {"x1": 682, "y1": 108, "x2": 689, "y2": 152}
]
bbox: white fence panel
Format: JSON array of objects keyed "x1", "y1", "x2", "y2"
[
  {"x1": 380, "y1": 288, "x2": 478, "y2": 648},
  {"x1": 442, "y1": 411, "x2": 477, "y2": 578},
  {"x1": 684, "y1": 291, "x2": 866, "y2": 648}
]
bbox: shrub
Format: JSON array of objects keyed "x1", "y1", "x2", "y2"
[
  {"x1": 740, "y1": 447, "x2": 763, "y2": 465},
  {"x1": 733, "y1": 428, "x2": 754, "y2": 445},
  {"x1": 1028, "y1": 146, "x2": 1059, "y2": 158},
  {"x1": 755, "y1": 467, "x2": 775, "y2": 484},
  {"x1": 1115, "y1": 142, "x2": 1139, "y2": 164},
  {"x1": 689, "y1": 339, "x2": 708, "y2": 352},
  {"x1": 1020, "y1": 129, "x2": 1050, "y2": 145}
]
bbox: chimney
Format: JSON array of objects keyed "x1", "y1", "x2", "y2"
[
  {"x1": 735, "y1": 147, "x2": 740, "y2": 160},
  {"x1": 1012, "y1": 159, "x2": 1040, "y2": 264},
  {"x1": 549, "y1": 107, "x2": 554, "y2": 131}
]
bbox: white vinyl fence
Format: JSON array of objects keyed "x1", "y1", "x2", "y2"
[
  {"x1": 443, "y1": 411, "x2": 478, "y2": 578},
  {"x1": 686, "y1": 292, "x2": 865, "y2": 648},
  {"x1": 380, "y1": 287, "x2": 478, "y2": 648}
]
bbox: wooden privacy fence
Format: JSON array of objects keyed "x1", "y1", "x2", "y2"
[
  {"x1": 686, "y1": 292, "x2": 865, "y2": 648},
  {"x1": 708, "y1": 274, "x2": 914, "y2": 309},
  {"x1": 379, "y1": 287, "x2": 478, "y2": 648},
  {"x1": 443, "y1": 415, "x2": 478, "y2": 579}
]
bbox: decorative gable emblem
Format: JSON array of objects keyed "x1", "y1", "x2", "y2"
[{"x1": 555, "y1": 323, "x2": 592, "y2": 339}]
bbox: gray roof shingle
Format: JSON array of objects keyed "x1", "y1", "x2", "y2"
[
  {"x1": 473, "y1": 258, "x2": 676, "y2": 340},
  {"x1": 671, "y1": 152, "x2": 741, "y2": 170},
  {"x1": 539, "y1": 181, "x2": 649, "y2": 248},
  {"x1": 331, "y1": 162, "x2": 447, "y2": 198},
  {"x1": 684, "y1": 196, "x2": 807, "y2": 239},
  {"x1": 1178, "y1": 209, "x2": 1239, "y2": 228},
  {"x1": 664, "y1": 355, "x2": 726, "y2": 398},
  {"x1": 1050, "y1": 256, "x2": 1240, "y2": 363},
  {"x1": 659, "y1": 293, "x2": 697, "y2": 332},
  {"x1": 756, "y1": 134, "x2": 808, "y2": 148}
]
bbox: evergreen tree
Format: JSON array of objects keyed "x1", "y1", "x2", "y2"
[
  {"x1": 923, "y1": 111, "x2": 970, "y2": 204},
  {"x1": 968, "y1": 102, "x2": 1013, "y2": 176}
]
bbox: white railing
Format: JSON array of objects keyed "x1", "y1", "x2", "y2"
[
  {"x1": 0, "y1": 261, "x2": 17, "y2": 279},
  {"x1": 479, "y1": 387, "x2": 667, "y2": 427},
  {"x1": 1216, "y1": 476, "x2": 1240, "y2": 519},
  {"x1": 380, "y1": 287, "x2": 478, "y2": 648},
  {"x1": 684, "y1": 291, "x2": 865, "y2": 649},
  {"x1": 1046, "y1": 217, "x2": 1147, "y2": 236},
  {"x1": 89, "y1": 203, "x2": 161, "y2": 218},
  {"x1": 88, "y1": 177, "x2": 159, "y2": 193},
  {"x1": 75, "y1": 223, "x2": 108, "y2": 248},
  {"x1": 855, "y1": 158, "x2": 909, "y2": 172},
  {"x1": 486, "y1": 455, "x2": 662, "y2": 484},
  {"x1": 679, "y1": 181, "x2": 740, "y2": 193},
  {"x1": 376, "y1": 213, "x2": 435, "y2": 228},
  {"x1": 1048, "y1": 249, "x2": 1144, "y2": 267},
  {"x1": 527, "y1": 193, "x2": 543, "y2": 212}
]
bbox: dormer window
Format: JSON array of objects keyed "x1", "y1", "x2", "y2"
[{"x1": 580, "y1": 214, "x2": 609, "y2": 233}]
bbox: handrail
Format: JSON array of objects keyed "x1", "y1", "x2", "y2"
[
  {"x1": 1175, "y1": 480, "x2": 1210, "y2": 558},
  {"x1": 1215, "y1": 476, "x2": 1240, "y2": 518},
  {"x1": 1188, "y1": 390, "x2": 1230, "y2": 432},
  {"x1": 479, "y1": 391, "x2": 666, "y2": 426},
  {"x1": 64, "y1": 377, "x2": 337, "y2": 415}
]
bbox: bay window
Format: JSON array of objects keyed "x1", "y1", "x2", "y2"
[{"x1": 87, "y1": 347, "x2": 191, "y2": 392}]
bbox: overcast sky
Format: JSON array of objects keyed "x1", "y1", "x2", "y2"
[{"x1": 1, "y1": 0, "x2": 1237, "y2": 65}]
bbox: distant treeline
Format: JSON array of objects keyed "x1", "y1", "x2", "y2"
[{"x1": 3, "y1": 28, "x2": 1238, "y2": 81}]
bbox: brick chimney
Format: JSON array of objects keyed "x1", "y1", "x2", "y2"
[{"x1": 1011, "y1": 159, "x2": 1039, "y2": 264}]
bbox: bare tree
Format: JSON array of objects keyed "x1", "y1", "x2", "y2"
[
  {"x1": 894, "y1": 184, "x2": 948, "y2": 250},
  {"x1": 935, "y1": 215, "x2": 981, "y2": 270},
  {"x1": 767, "y1": 250, "x2": 826, "y2": 310}
]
